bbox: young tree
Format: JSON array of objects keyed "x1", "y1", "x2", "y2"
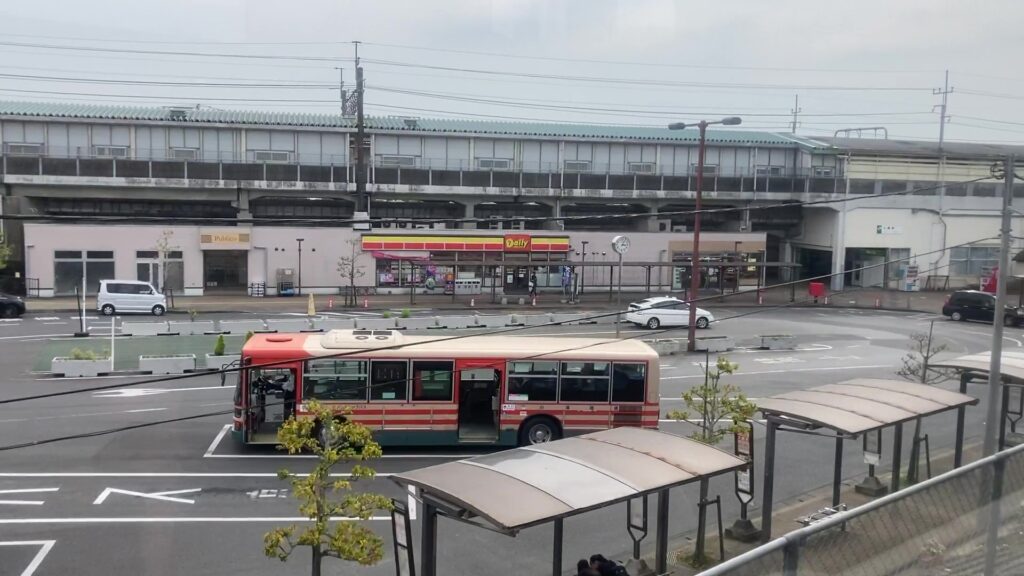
[
  {"x1": 154, "y1": 229, "x2": 178, "y2": 293},
  {"x1": 336, "y1": 239, "x2": 366, "y2": 307},
  {"x1": 896, "y1": 321, "x2": 954, "y2": 483},
  {"x1": 264, "y1": 401, "x2": 392, "y2": 576},
  {"x1": 667, "y1": 356, "x2": 757, "y2": 446},
  {"x1": 0, "y1": 233, "x2": 10, "y2": 271}
]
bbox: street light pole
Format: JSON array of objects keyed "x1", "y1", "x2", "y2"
[
  {"x1": 669, "y1": 117, "x2": 741, "y2": 352},
  {"x1": 296, "y1": 238, "x2": 305, "y2": 296},
  {"x1": 580, "y1": 240, "x2": 589, "y2": 295}
]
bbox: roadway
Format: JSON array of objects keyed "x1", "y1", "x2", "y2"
[{"x1": 0, "y1": 306, "x2": 1012, "y2": 575}]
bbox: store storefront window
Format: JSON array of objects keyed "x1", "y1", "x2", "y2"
[{"x1": 54, "y1": 250, "x2": 115, "y2": 295}]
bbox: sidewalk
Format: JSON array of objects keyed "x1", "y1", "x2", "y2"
[{"x1": 24, "y1": 286, "x2": 951, "y2": 315}]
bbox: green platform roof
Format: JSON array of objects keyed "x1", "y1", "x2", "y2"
[{"x1": 0, "y1": 100, "x2": 825, "y2": 148}]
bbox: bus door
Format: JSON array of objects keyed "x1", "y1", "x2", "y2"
[
  {"x1": 246, "y1": 365, "x2": 298, "y2": 443},
  {"x1": 455, "y1": 359, "x2": 502, "y2": 442}
]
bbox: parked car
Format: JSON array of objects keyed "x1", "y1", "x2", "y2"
[
  {"x1": 0, "y1": 292, "x2": 26, "y2": 318},
  {"x1": 941, "y1": 290, "x2": 1024, "y2": 326},
  {"x1": 96, "y1": 279, "x2": 167, "y2": 316},
  {"x1": 625, "y1": 296, "x2": 714, "y2": 329}
]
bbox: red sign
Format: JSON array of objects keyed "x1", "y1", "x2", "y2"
[
  {"x1": 503, "y1": 234, "x2": 532, "y2": 252},
  {"x1": 982, "y1": 267, "x2": 998, "y2": 294}
]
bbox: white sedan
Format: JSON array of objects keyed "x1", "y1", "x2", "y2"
[{"x1": 625, "y1": 296, "x2": 714, "y2": 330}]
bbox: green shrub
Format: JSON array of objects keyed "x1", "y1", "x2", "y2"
[
  {"x1": 213, "y1": 334, "x2": 226, "y2": 356},
  {"x1": 400, "y1": 308, "x2": 411, "y2": 319},
  {"x1": 188, "y1": 308, "x2": 198, "y2": 321},
  {"x1": 382, "y1": 311, "x2": 392, "y2": 319},
  {"x1": 244, "y1": 331, "x2": 255, "y2": 343},
  {"x1": 69, "y1": 347, "x2": 109, "y2": 360}
]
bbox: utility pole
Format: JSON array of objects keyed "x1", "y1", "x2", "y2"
[
  {"x1": 790, "y1": 94, "x2": 801, "y2": 134},
  {"x1": 933, "y1": 70, "x2": 953, "y2": 151},
  {"x1": 983, "y1": 155, "x2": 1014, "y2": 458},
  {"x1": 353, "y1": 40, "x2": 368, "y2": 220}
]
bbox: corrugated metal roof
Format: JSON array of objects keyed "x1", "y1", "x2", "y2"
[
  {"x1": 0, "y1": 100, "x2": 809, "y2": 146},
  {"x1": 757, "y1": 378, "x2": 977, "y2": 435},
  {"x1": 392, "y1": 427, "x2": 745, "y2": 532},
  {"x1": 0, "y1": 101, "x2": 353, "y2": 127}
]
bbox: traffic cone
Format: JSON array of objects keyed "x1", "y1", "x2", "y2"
[
  {"x1": 328, "y1": 297, "x2": 334, "y2": 309},
  {"x1": 363, "y1": 298, "x2": 368, "y2": 309},
  {"x1": 470, "y1": 298, "x2": 475, "y2": 308},
  {"x1": 307, "y1": 293, "x2": 316, "y2": 317},
  {"x1": 874, "y1": 297, "x2": 881, "y2": 308},
  {"x1": 756, "y1": 291, "x2": 763, "y2": 305},
  {"x1": 532, "y1": 296, "x2": 537, "y2": 306},
  {"x1": 824, "y1": 296, "x2": 830, "y2": 305}
]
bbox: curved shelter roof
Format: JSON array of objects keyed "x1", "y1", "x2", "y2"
[
  {"x1": 391, "y1": 427, "x2": 745, "y2": 533},
  {"x1": 931, "y1": 351, "x2": 1024, "y2": 384},
  {"x1": 757, "y1": 378, "x2": 978, "y2": 435}
]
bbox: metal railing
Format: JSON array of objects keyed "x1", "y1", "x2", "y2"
[{"x1": 699, "y1": 442, "x2": 1024, "y2": 576}]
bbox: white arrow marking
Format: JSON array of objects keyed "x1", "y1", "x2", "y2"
[
  {"x1": 93, "y1": 487, "x2": 201, "y2": 505},
  {"x1": 93, "y1": 386, "x2": 226, "y2": 398},
  {"x1": 0, "y1": 488, "x2": 60, "y2": 505},
  {"x1": 0, "y1": 540, "x2": 56, "y2": 576}
]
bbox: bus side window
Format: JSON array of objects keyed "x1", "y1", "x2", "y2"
[
  {"x1": 303, "y1": 359, "x2": 369, "y2": 401},
  {"x1": 412, "y1": 360, "x2": 454, "y2": 401},
  {"x1": 611, "y1": 363, "x2": 646, "y2": 403}
]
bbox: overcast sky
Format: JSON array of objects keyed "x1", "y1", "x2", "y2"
[{"x1": 1, "y1": 0, "x2": 1021, "y2": 142}]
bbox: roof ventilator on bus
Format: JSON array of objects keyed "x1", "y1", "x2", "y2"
[{"x1": 321, "y1": 329, "x2": 402, "y2": 349}]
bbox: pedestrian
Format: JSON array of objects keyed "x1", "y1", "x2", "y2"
[
  {"x1": 577, "y1": 559, "x2": 600, "y2": 576},
  {"x1": 590, "y1": 554, "x2": 629, "y2": 576},
  {"x1": 529, "y1": 271, "x2": 538, "y2": 298}
]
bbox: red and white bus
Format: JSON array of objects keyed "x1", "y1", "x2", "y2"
[{"x1": 232, "y1": 329, "x2": 659, "y2": 446}]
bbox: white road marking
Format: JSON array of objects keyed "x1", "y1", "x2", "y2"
[
  {"x1": 93, "y1": 386, "x2": 228, "y2": 398},
  {"x1": 0, "y1": 408, "x2": 166, "y2": 424},
  {"x1": 0, "y1": 487, "x2": 60, "y2": 506},
  {"x1": 94, "y1": 487, "x2": 201, "y2": 505},
  {"x1": 0, "y1": 517, "x2": 390, "y2": 524},
  {"x1": 203, "y1": 424, "x2": 468, "y2": 460},
  {"x1": 964, "y1": 329, "x2": 1023, "y2": 347},
  {"x1": 0, "y1": 333, "x2": 70, "y2": 341},
  {"x1": 34, "y1": 317, "x2": 61, "y2": 321},
  {"x1": 0, "y1": 472, "x2": 392, "y2": 478},
  {"x1": 661, "y1": 364, "x2": 891, "y2": 380},
  {"x1": 0, "y1": 540, "x2": 56, "y2": 576},
  {"x1": 42, "y1": 322, "x2": 67, "y2": 325}
]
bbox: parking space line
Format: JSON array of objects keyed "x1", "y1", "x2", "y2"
[
  {"x1": 0, "y1": 540, "x2": 56, "y2": 576},
  {"x1": 203, "y1": 424, "x2": 484, "y2": 460},
  {"x1": 0, "y1": 517, "x2": 390, "y2": 524},
  {"x1": 661, "y1": 364, "x2": 890, "y2": 380}
]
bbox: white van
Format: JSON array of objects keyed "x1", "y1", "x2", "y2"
[{"x1": 96, "y1": 280, "x2": 167, "y2": 316}]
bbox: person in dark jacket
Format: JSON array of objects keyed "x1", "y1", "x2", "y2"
[
  {"x1": 590, "y1": 554, "x2": 628, "y2": 576},
  {"x1": 577, "y1": 558, "x2": 601, "y2": 576}
]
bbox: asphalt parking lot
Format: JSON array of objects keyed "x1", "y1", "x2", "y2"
[{"x1": 0, "y1": 306, "x2": 1009, "y2": 575}]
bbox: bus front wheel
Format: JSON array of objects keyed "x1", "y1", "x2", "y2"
[{"x1": 518, "y1": 416, "x2": 561, "y2": 446}]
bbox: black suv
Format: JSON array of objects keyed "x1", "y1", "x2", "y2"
[
  {"x1": 0, "y1": 292, "x2": 26, "y2": 318},
  {"x1": 942, "y1": 290, "x2": 1024, "y2": 326}
]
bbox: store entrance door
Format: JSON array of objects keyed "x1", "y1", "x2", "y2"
[
  {"x1": 204, "y1": 250, "x2": 248, "y2": 292},
  {"x1": 504, "y1": 266, "x2": 531, "y2": 294}
]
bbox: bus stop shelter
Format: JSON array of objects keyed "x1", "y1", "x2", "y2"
[
  {"x1": 391, "y1": 427, "x2": 746, "y2": 576},
  {"x1": 932, "y1": 350, "x2": 1024, "y2": 455},
  {"x1": 756, "y1": 378, "x2": 978, "y2": 542}
]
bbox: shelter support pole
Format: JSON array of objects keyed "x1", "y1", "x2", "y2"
[
  {"x1": 984, "y1": 456, "x2": 1007, "y2": 576},
  {"x1": 552, "y1": 519, "x2": 563, "y2": 576},
  {"x1": 955, "y1": 372, "x2": 969, "y2": 468},
  {"x1": 760, "y1": 419, "x2": 779, "y2": 543},
  {"x1": 421, "y1": 502, "x2": 437, "y2": 576},
  {"x1": 1000, "y1": 384, "x2": 1010, "y2": 451},
  {"x1": 695, "y1": 478, "x2": 709, "y2": 561},
  {"x1": 656, "y1": 488, "x2": 670, "y2": 575},
  {"x1": 832, "y1": 435, "x2": 843, "y2": 507},
  {"x1": 891, "y1": 423, "x2": 903, "y2": 493}
]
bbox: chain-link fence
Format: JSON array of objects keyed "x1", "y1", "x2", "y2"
[{"x1": 700, "y1": 442, "x2": 1024, "y2": 576}]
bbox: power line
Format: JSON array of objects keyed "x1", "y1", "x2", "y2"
[
  {"x1": 0, "y1": 237, "x2": 994, "y2": 451},
  {"x1": 0, "y1": 40, "x2": 351, "y2": 63},
  {"x1": 363, "y1": 58, "x2": 936, "y2": 92},
  {"x1": 0, "y1": 72, "x2": 337, "y2": 89}
]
